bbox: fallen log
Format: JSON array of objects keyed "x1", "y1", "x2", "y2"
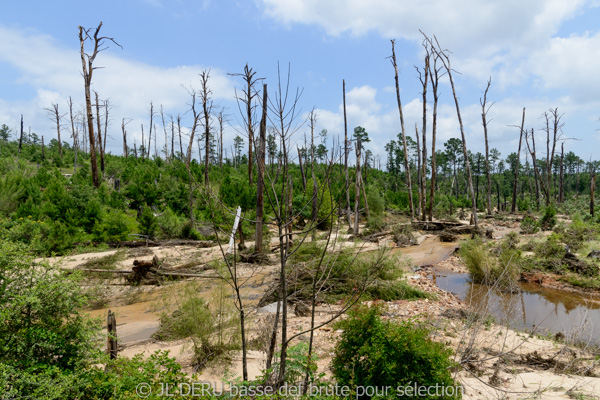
[{"x1": 411, "y1": 220, "x2": 464, "y2": 231}]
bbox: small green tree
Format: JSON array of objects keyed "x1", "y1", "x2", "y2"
[{"x1": 332, "y1": 305, "x2": 460, "y2": 400}]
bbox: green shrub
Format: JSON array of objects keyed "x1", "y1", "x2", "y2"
[
  {"x1": 332, "y1": 305, "x2": 460, "y2": 399},
  {"x1": 93, "y1": 210, "x2": 134, "y2": 242},
  {"x1": 520, "y1": 215, "x2": 539, "y2": 234},
  {"x1": 460, "y1": 237, "x2": 520, "y2": 290},
  {"x1": 138, "y1": 207, "x2": 158, "y2": 238},
  {"x1": 540, "y1": 205, "x2": 557, "y2": 230},
  {"x1": 157, "y1": 207, "x2": 184, "y2": 239}
]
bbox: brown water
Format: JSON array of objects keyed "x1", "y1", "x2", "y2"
[{"x1": 431, "y1": 269, "x2": 600, "y2": 344}]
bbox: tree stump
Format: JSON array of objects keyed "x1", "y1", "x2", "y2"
[{"x1": 107, "y1": 310, "x2": 117, "y2": 360}]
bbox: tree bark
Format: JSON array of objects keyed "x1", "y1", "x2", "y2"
[
  {"x1": 343, "y1": 80, "x2": 352, "y2": 228},
  {"x1": 390, "y1": 40, "x2": 415, "y2": 220},
  {"x1": 511, "y1": 108, "x2": 525, "y2": 213},
  {"x1": 255, "y1": 84, "x2": 267, "y2": 254},
  {"x1": 95, "y1": 91, "x2": 105, "y2": 173},
  {"x1": 481, "y1": 78, "x2": 492, "y2": 215}
]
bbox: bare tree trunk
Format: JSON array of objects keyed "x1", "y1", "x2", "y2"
[
  {"x1": 140, "y1": 124, "x2": 144, "y2": 160},
  {"x1": 200, "y1": 71, "x2": 212, "y2": 185},
  {"x1": 310, "y1": 109, "x2": 318, "y2": 239},
  {"x1": 170, "y1": 115, "x2": 175, "y2": 160},
  {"x1": 415, "y1": 124, "x2": 422, "y2": 219},
  {"x1": 18, "y1": 114, "x2": 23, "y2": 159},
  {"x1": 343, "y1": 80, "x2": 352, "y2": 228},
  {"x1": 416, "y1": 52, "x2": 429, "y2": 221},
  {"x1": 50, "y1": 104, "x2": 63, "y2": 158},
  {"x1": 177, "y1": 114, "x2": 183, "y2": 159},
  {"x1": 591, "y1": 175, "x2": 596, "y2": 217},
  {"x1": 68, "y1": 98, "x2": 78, "y2": 173},
  {"x1": 481, "y1": 78, "x2": 493, "y2": 215},
  {"x1": 218, "y1": 110, "x2": 224, "y2": 168},
  {"x1": 78, "y1": 23, "x2": 120, "y2": 188},
  {"x1": 298, "y1": 146, "x2": 306, "y2": 191},
  {"x1": 160, "y1": 105, "x2": 168, "y2": 161},
  {"x1": 41, "y1": 136, "x2": 45, "y2": 160},
  {"x1": 354, "y1": 137, "x2": 362, "y2": 235},
  {"x1": 255, "y1": 84, "x2": 267, "y2": 254},
  {"x1": 428, "y1": 50, "x2": 440, "y2": 221},
  {"x1": 103, "y1": 99, "x2": 109, "y2": 158},
  {"x1": 121, "y1": 118, "x2": 128, "y2": 158},
  {"x1": 428, "y1": 34, "x2": 478, "y2": 227},
  {"x1": 148, "y1": 102, "x2": 154, "y2": 160},
  {"x1": 511, "y1": 108, "x2": 525, "y2": 213},
  {"x1": 95, "y1": 91, "x2": 106, "y2": 174},
  {"x1": 390, "y1": 40, "x2": 415, "y2": 220},
  {"x1": 559, "y1": 142, "x2": 565, "y2": 203}
]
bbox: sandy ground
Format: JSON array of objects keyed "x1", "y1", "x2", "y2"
[{"x1": 52, "y1": 216, "x2": 600, "y2": 399}]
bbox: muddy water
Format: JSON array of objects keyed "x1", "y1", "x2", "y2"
[{"x1": 431, "y1": 269, "x2": 600, "y2": 344}]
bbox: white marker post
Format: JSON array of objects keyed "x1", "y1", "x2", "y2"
[{"x1": 227, "y1": 206, "x2": 242, "y2": 254}]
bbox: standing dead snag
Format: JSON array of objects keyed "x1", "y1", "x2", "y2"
[
  {"x1": 427, "y1": 45, "x2": 442, "y2": 221},
  {"x1": 415, "y1": 47, "x2": 429, "y2": 221},
  {"x1": 255, "y1": 84, "x2": 268, "y2": 254},
  {"x1": 481, "y1": 78, "x2": 493, "y2": 215},
  {"x1": 510, "y1": 108, "x2": 526, "y2": 213},
  {"x1": 229, "y1": 64, "x2": 261, "y2": 186},
  {"x1": 94, "y1": 91, "x2": 106, "y2": 173},
  {"x1": 107, "y1": 310, "x2": 117, "y2": 360},
  {"x1": 343, "y1": 80, "x2": 353, "y2": 228},
  {"x1": 67, "y1": 97, "x2": 79, "y2": 173},
  {"x1": 427, "y1": 33, "x2": 478, "y2": 228},
  {"x1": 199, "y1": 70, "x2": 213, "y2": 185},
  {"x1": 389, "y1": 40, "x2": 415, "y2": 220},
  {"x1": 46, "y1": 103, "x2": 64, "y2": 159},
  {"x1": 121, "y1": 118, "x2": 130, "y2": 158},
  {"x1": 78, "y1": 22, "x2": 120, "y2": 188}
]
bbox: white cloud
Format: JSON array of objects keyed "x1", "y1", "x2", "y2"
[{"x1": 0, "y1": 25, "x2": 236, "y2": 155}]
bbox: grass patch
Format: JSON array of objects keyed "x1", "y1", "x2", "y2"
[{"x1": 79, "y1": 249, "x2": 127, "y2": 270}]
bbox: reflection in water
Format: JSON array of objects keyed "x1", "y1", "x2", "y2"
[{"x1": 431, "y1": 269, "x2": 600, "y2": 344}]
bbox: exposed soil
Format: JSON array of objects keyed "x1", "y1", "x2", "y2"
[{"x1": 51, "y1": 215, "x2": 600, "y2": 399}]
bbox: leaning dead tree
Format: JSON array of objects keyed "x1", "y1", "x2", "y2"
[
  {"x1": 426, "y1": 33, "x2": 478, "y2": 228},
  {"x1": 389, "y1": 39, "x2": 415, "y2": 220},
  {"x1": 78, "y1": 22, "x2": 121, "y2": 188}
]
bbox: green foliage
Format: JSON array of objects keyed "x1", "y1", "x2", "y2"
[
  {"x1": 0, "y1": 239, "x2": 98, "y2": 377},
  {"x1": 540, "y1": 205, "x2": 557, "y2": 230},
  {"x1": 332, "y1": 305, "x2": 460, "y2": 399},
  {"x1": 460, "y1": 237, "x2": 521, "y2": 290},
  {"x1": 521, "y1": 215, "x2": 540, "y2": 234},
  {"x1": 93, "y1": 210, "x2": 135, "y2": 242},
  {"x1": 157, "y1": 207, "x2": 184, "y2": 239},
  {"x1": 220, "y1": 173, "x2": 255, "y2": 211},
  {"x1": 304, "y1": 177, "x2": 335, "y2": 229},
  {"x1": 138, "y1": 207, "x2": 158, "y2": 238}
]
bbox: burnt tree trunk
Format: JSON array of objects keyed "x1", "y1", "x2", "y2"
[
  {"x1": 255, "y1": 84, "x2": 267, "y2": 254},
  {"x1": 511, "y1": 107, "x2": 525, "y2": 213}
]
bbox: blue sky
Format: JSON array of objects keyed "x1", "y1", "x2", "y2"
[{"x1": 1, "y1": 0, "x2": 600, "y2": 164}]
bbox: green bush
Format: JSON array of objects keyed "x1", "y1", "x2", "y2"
[
  {"x1": 520, "y1": 215, "x2": 539, "y2": 234},
  {"x1": 540, "y1": 205, "x2": 557, "y2": 230},
  {"x1": 138, "y1": 207, "x2": 158, "y2": 238},
  {"x1": 460, "y1": 237, "x2": 520, "y2": 290},
  {"x1": 157, "y1": 207, "x2": 184, "y2": 239},
  {"x1": 332, "y1": 305, "x2": 460, "y2": 399}
]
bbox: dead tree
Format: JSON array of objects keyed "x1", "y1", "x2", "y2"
[
  {"x1": 427, "y1": 33, "x2": 478, "y2": 228},
  {"x1": 68, "y1": 97, "x2": 79, "y2": 173},
  {"x1": 160, "y1": 105, "x2": 168, "y2": 161},
  {"x1": 415, "y1": 48, "x2": 429, "y2": 221},
  {"x1": 121, "y1": 118, "x2": 131, "y2": 158},
  {"x1": 481, "y1": 78, "x2": 493, "y2": 215},
  {"x1": 217, "y1": 109, "x2": 227, "y2": 168},
  {"x1": 140, "y1": 124, "x2": 145, "y2": 160},
  {"x1": 230, "y1": 64, "x2": 261, "y2": 186},
  {"x1": 103, "y1": 99, "x2": 110, "y2": 158},
  {"x1": 185, "y1": 87, "x2": 202, "y2": 223},
  {"x1": 78, "y1": 22, "x2": 120, "y2": 187},
  {"x1": 107, "y1": 310, "x2": 117, "y2": 360},
  {"x1": 543, "y1": 108, "x2": 564, "y2": 205},
  {"x1": 343, "y1": 79, "x2": 352, "y2": 227},
  {"x1": 255, "y1": 84, "x2": 268, "y2": 254},
  {"x1": 354, "y1": 135, "x2": 362, "y2": 235},
  {"x1": 390, "y1": 40, "x2": 415, "y2": 220},
  {"x1": 18, "y1": 115, "x2": 23, "y2": 159},
  {"x1": 509, "y1": 108, "x2": 526, "y2": 213},
  {"x1": 427, "y1": 46, "x2": 442, "y2": 221},
  {"x1": 94, "y1": 91, "x2": 105, "y2": 173},
  {"x1": 200, "y1": 70, "x2": 213, "y2": 185},
  {"x1": 46, "y1": 103, "x2": 64, "y2": 158},
  {"x1": 559, "y1": 142, "x2": 565, "y2": 203},
  {"x1": 147, "y1": 102, "x2": 155, "y2": 159},
  {"x1": 177, "y1": 114, "x2": 183, "y2": 159}
]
